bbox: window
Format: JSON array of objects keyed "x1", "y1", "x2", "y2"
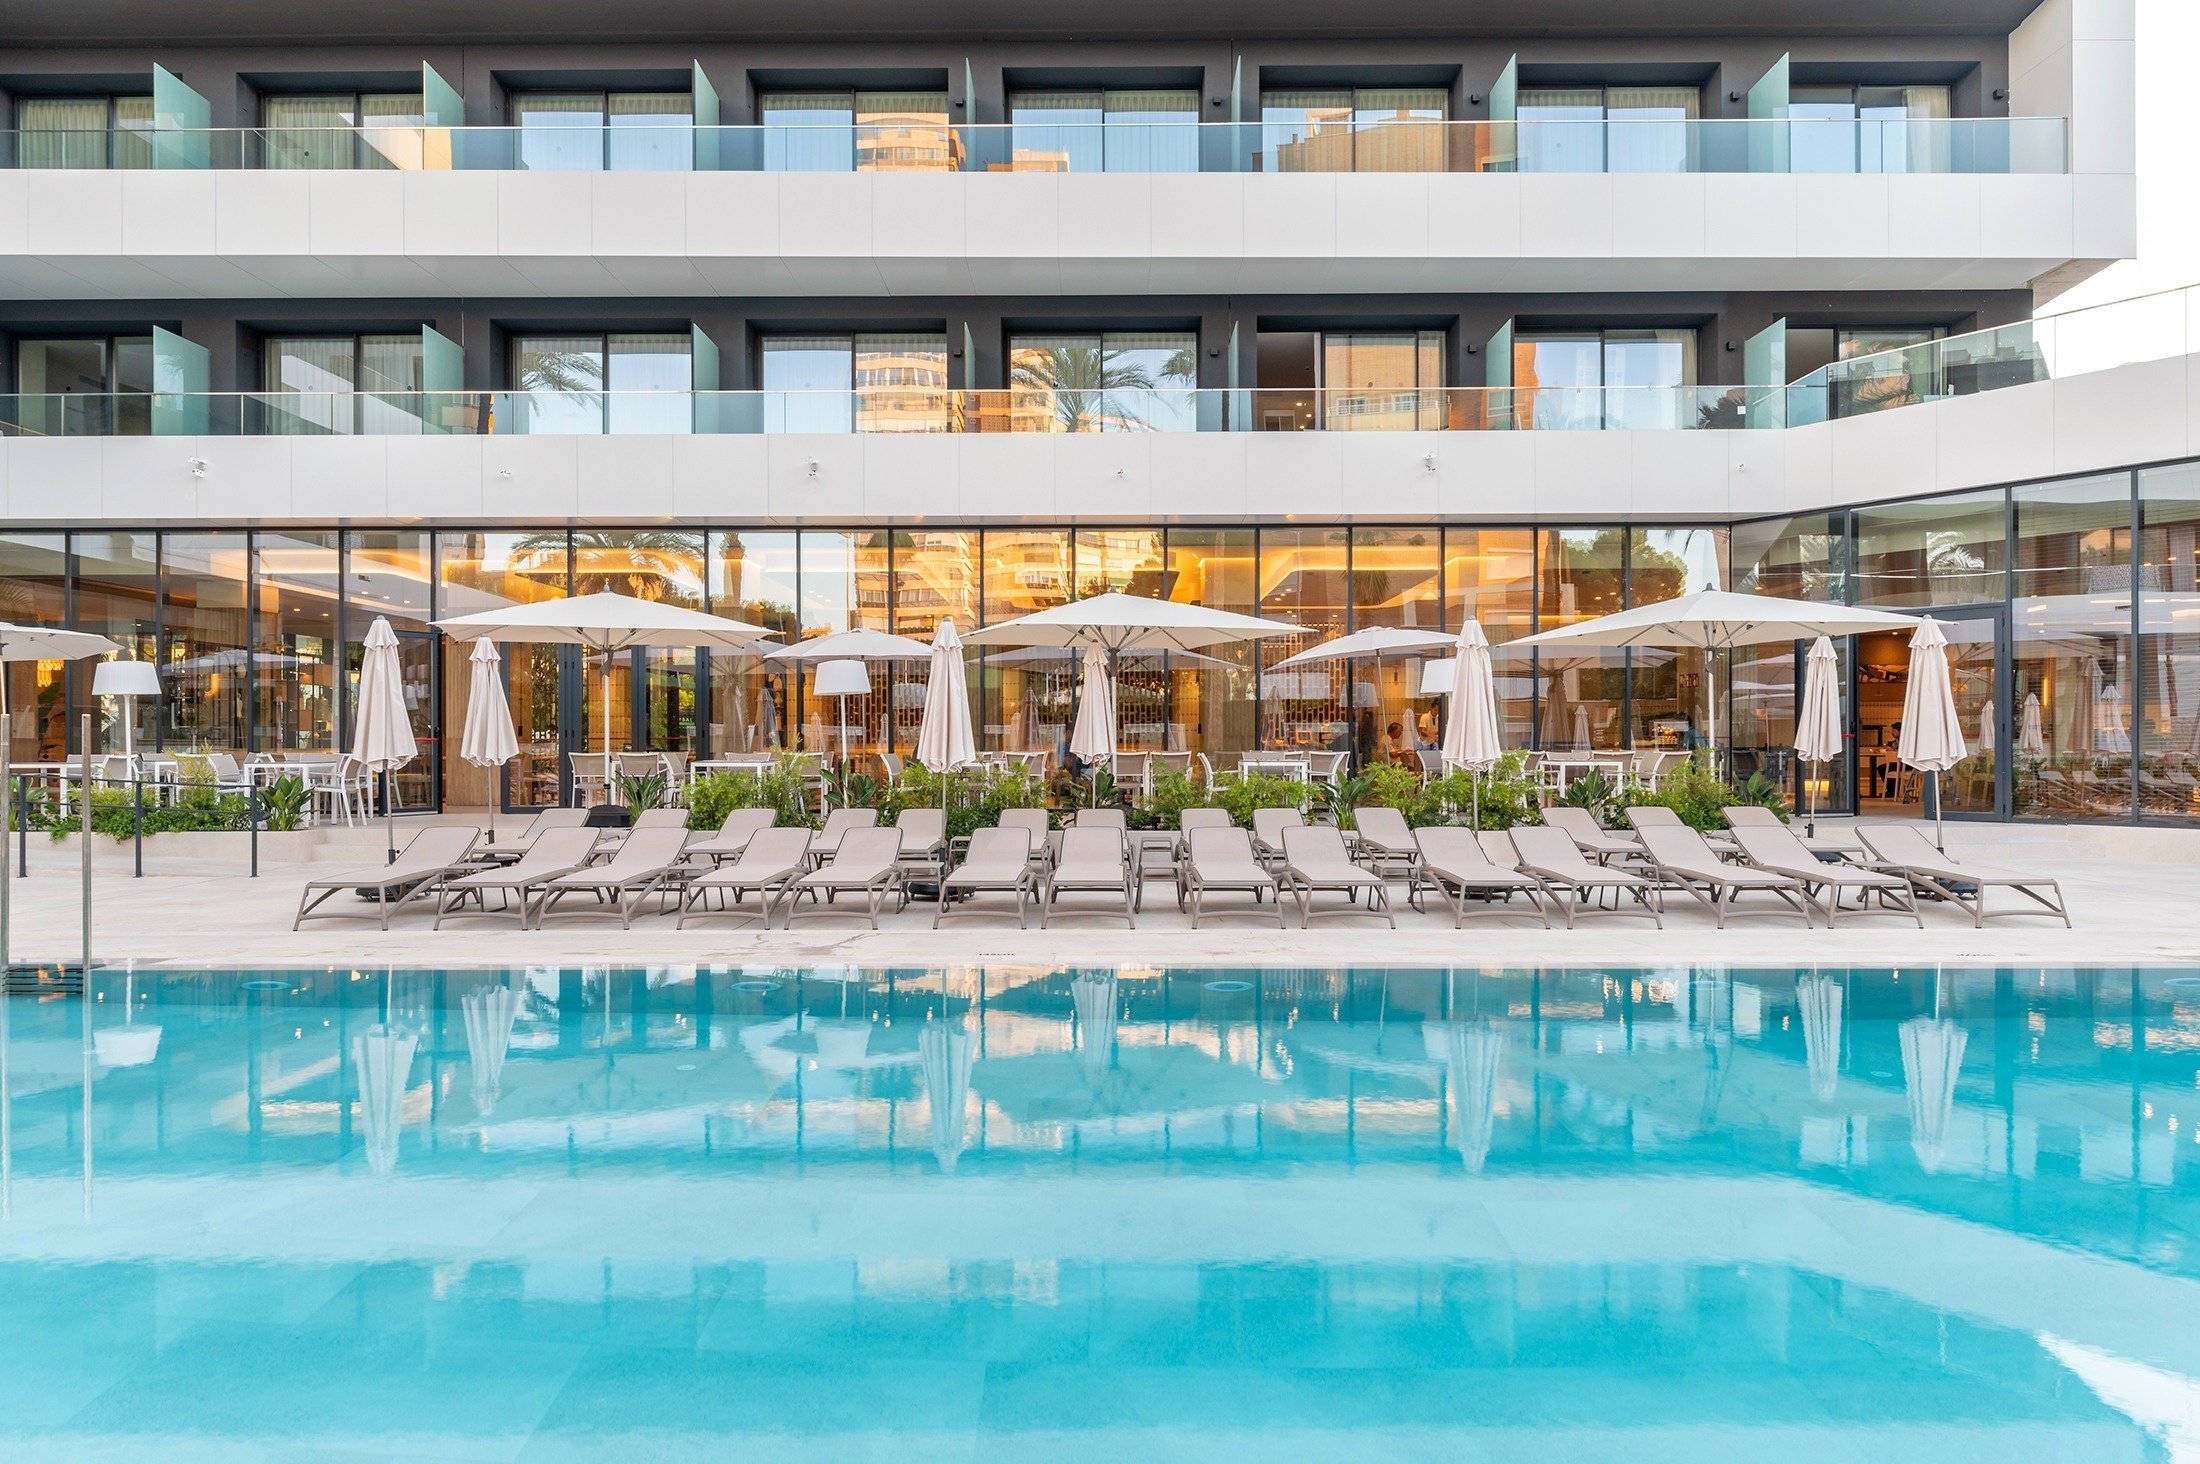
[
  {"x1": 1518, "y1": 85, "x2": 1699, "y2": 173},
  {"x1": 759, "y1": 91, "x2": 953, "y2": 173},
  {"x1": 2013, "y1": 473, "x2": 2137, "y2": 821},
  {"x1": 507, "y1": 332, "x2": 692, "y2": 434},
  {"x1": 1514, "y1": 329, "x2": 1698, "y2": 430},
  {"x1": 14, "y1": 335, "x2": 155, "y2": 436},
  {"x1": 2139, "y1": 465, "x2": 2200, "y2": 822},
  {"x1": 1008, "y1": 331, "x2": 1197, "y2": 433},
  {"x1": 16, "y1": 96, "x2": 152, "y2": 169},
  {"x1": 260, "y1": 334, "x2": 425, "y2": 435},
  {"x1": 1853, "y1": 488, "x2": 2008, "y2": 607},
  {"x1": 1792, "y1": 84, "x2": 1953, "y2": 174},
  {"x1": 261, "y1": 92, "x2": 426, "y2": 169},
  {"x1": 1259, "y1": 87, "x2": 1446, "y2": 173},
  {"x1": 1254, "y1": 330, "x2": 1443, "y2": 432},
  {"x1": 759, "y1": 333, "x2": 950, "y2": 433},
  {"x1": 1008, "y1": 88, "x2": 1198, "y2": 173},
  {"x1": 510, "y1": 90, "x2": 693, "y2": 171}
]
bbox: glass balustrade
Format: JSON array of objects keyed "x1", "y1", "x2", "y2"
[{"x1": 0, "y1": 116, "x2": 2070, "y2": 174}]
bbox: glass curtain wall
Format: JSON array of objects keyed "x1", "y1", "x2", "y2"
[
  {"x1": 796, "y1": 530, "x2": 893, "y2": 763},
  {"x1": 440, "y1": 533, "x2": 566, "y2": 808},
  {"x1": 1322, "y1": 332, "x2": 1443, "y2": 432},
  {"x1": 17, "y1": 96, "x2": 153, "y2": 169},
  {"x1": 1259, "y1": 88, "x2": 1446, "y2": 173},
  {"x1": 70, "y1": 535, "x2": 159, "y2": 755},
  {"x1": 1536, "y1": 529, "x2": 1626, "y2": 749},
  {"x1": 253, "y1": 531, "x2": 341, "y2": 755},
  {"x1": 761, "y1": 334, "x2": 951, "y2": 433},
  {"x1": 1628, "y1": 527, "x2": 1725, "y2": 757},
  {"x1": 15, "y1": 335, "x2": 155, "y2": 437},
  {"x1": 159, "y1": 534, "x2": 252, "y2": 756},
  {"x1": 1074, "y1": 530, "x2": 1169, "y2": 751},
  {"x1": 2013, "y1": 473, "x2": 2135, "y2": 820},
  {"x1": 1442, "y1": 529, "x2": 1537, "y2": 747},
  {"x1": 760, "y1": 91, "x2": 954, "y2": 173},
  {"x1": 1163, "y1": 530, "x2": 1258, "y2": 759},
  {"x1": 1792, "y1": 84, "x2": 1953, "y2": 174},
  {"x1": 1008, "y1": 332, "x2": 1198, "y2": 432},
  {"x1": 708, "y1": 533, "x2": 798, "y2": 758},
  {"x1": 1008, "y1": 89, "x2": 1198, "y2": 172},
  {"x1": 573, "y1": 530, "x2": 707, "y2": 759},
  {"x1": 1350, "y1": 528, "x2": 1444, "y2": 765},
  {"x1": 262, "y1": 93, "x2": 426, "y2": 170},
  {"x1": 1258, "y1": 529, "x2": 1353, "y2": 758},
  {"x1": 0, "y1": 534, "x2": 69, "y2": 763},
  {"x1": 261, "y1": 334, "x2": 425, "y2": 435},
  {"x1": 508, "y1": 333, "x2": 690, "y2": 434},
  {"x1": 1731, "y1": 513, "x2": 1849, "y2": 807},
  {"x1": 344, "y1": 530, "x2": 435, "y2": 807},
  {"x1": 890, "y1": 531, "x2": 980, "y2": 754},
  {"x1": 512, "y1": 91, "x2": 691, "y2": 170},
  {"x1": 982, "y1": 530, "x2": 1073, "y2": 758},
  {"x1": 1518, "y1": 85, "x2": 1698, "y2": 173},
  {"x1": 1514, "y1": 330, "x2": 1698, "y2": 430},
  {"x1": 2139, "y1": 465, "x2": 2200, "y2": 822}
]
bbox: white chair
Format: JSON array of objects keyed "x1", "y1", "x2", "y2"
[{"x1": 308, "y1": 753, "x2": 363, "y2": 826}]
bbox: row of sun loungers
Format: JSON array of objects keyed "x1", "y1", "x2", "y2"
[{"x1": 295, "y1": 798, "x2": 2070, "y2": 933}]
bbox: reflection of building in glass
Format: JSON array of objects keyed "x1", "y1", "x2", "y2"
[{"x1": 855, "y1": 111, "x2": 959, "y2": 173}]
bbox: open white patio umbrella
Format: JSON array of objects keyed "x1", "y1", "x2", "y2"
[
  {"x1": 1441, "y1": 620, "x2": 1504, "y2": 828},
  {"x1": 458, "y1": 637, "x2": 520, "y2": 841},
  {"x1": 1073, "y1": 971, "x2": 1119, "y2": 1084},
  {"x1": 1794, "y1": 635, "x2": 1844, "y2": 837},
  {"x1": 353, "y1": 617, "x2": 418, "y2": 863},
  {"x1": 353, "y1": 1022, "x2": 417, "y2": 1179},
  {"x1": 1900, "y1": 1004, "x2": 1967, "y2": 1176},
  {"x1": 1272, "y1": 624, "x2": 1455, "y2": 769},
  {"x1": 1797, "y1": 973, "x2": 1844, "y2": 1103},
  {"x1": 920, "y1": 1018, "x2": 976, "y2": 1173},
  {"x1": 1068, "y1": 645, "x2": 1117, "y2": 768},
  {"x1": 0, "y1": 624, "x2": 120, "y2": 975},
  {"x1": 435, "y1": 592, "x2": 774, "y2": 802},
  {"x1": 765, "y1": 628, "x2": 933, "y2": 664},
  {"x1": 1438, "y1": 1020, "x2": 1504, "y2": 1174},
  {"x1": 461, "y1": 979, "x2": 522, "y2": 1118},
  {"x1": 1511, "y1": 590, "x2": 1922, "y2": 772},
  {"x1": 1899, "y1": 619, "x2": 1968, "y2": 851},
  {"x1": 966, "y1": 591, "x2": 1300, "y2": 768}
]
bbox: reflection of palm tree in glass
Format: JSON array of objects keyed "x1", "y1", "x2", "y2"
[
  {"x1": 550, "y1": 530, "x2": 703, "y2": 600},
  {"x1": 1012, "y1": 346, "x2": 1194, "y2": 432},
  {"x1": 512, "y1": 349, "x2": 603, "y2": 431}
]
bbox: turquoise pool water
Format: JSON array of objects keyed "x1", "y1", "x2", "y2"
[{"x1": 1, "y1": 963, "x2": 2196, "y2": 1461}]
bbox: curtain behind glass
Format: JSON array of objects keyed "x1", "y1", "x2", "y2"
[
  {"x1": 1105, "y1": 88, "x2": 1197, "y2": 173},
  {"x1": 1353, "y1": 86, "x2": 1446, "y2": 173},
  {"x1": 1010, "y1": 90, "x2": 1101, "y2": 174},
  {"x1": 762, "y1": 335, "x2": 855, "y2": 432},
  {"x1": 1518, "y1": 88, "x2": 1602, "y2": 173},
  {"x1": 18, "y1": 98, "x2": 107, "y2": 170},
  {"x1": 608, "y1": 90, "x2": 692, "y2": 172},
  {"x1": 1604, "y1": 329, "x2": 1696, "y2": 430},
  {"x1": 761, "y1": 92, "x2": 854, "y2": 172},
  {"x1": 514, "y1": 92, "x2": 604, "y2": 171},
  {"x1": 113, "y1": 97, "x2": 153, "y2": 169},
  {"x1": 356, "y1": 92, "x2": 427, "y2": 169},
  {"x1": 1260, "y1": 89, "x2": 1352, "y2": 173},
  {"x1": 264, "y1": 336, "x2": 355, "y2": 435},
  {"x1": 512, "y1": 334, "x2": 606, "y2": 433},
  {"x1": 856, "y1": 90, "x2": 952, "y2": 173},
  {"x1": 360, "y1": 334, "x2": 424, "y2": 434},
  {"x1": 263, "y1": 95, "x2": 355, "y2": 171},
  {"x1": 1607, "y1": 85, "x2": 1698, "y2": 174},
  {"x1": 855, "y1": 333, "x2": 949, "y2": 433}
]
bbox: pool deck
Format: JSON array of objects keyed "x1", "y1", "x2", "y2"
[{"x1": 2, "y1": 815, "x2": 2191, "y2": 970}]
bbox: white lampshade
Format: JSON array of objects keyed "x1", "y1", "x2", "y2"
[
  {"x1": 1420, "y1": 657, "x2": 1456, "y2": 696},
  {"x1": 92, "y1": 658, "x2": 162, "y2": 699},
  {"x1": 814, "y1": 659, "x2": 872, "y2": 698}
]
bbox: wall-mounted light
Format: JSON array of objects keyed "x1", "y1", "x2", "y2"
[
  {"x1": 1723, "y1": 340, "x2": 1738, "y2": 353},
  {"x1": 1728, "y1": 90, "x2": 1744, "y2": 103},
  {"x1": 1468, "y1": 94, "x2": 1483, "y2": 106},
  {"x1": 186, "y1": 456, "x2": 208, "y2": 479},
  {"x1": 1992, "y1": 88, "x2": 2008, "y2": 102},
  {"x1": 1210, "y1": 97, "x2": 1225, "y2": 108},
  {"x1": 1208, "y1": 347, "x2": 1221, "y2": 358},
  {"x1": 806, "y1": 459, "x2": 821, "y2": 479},
  {"x1": 498, "y1": 467, "x2": 514, "y2": 479},
  {"x1": 1421, "y1": 454, "x2": 1437, "y2": 473},
  {"x1": 1465, "y1": 343, "x2": 1478, "y2": 355}
]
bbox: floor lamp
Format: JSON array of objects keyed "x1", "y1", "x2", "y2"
[
  {"x1": 92, "y1": 660, "x2": 161, "y2": 878},
  {"x1": 815, "y1": 659, "x2": 871, "y2": 796}
]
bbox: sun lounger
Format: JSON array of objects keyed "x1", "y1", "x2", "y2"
[
  {"x1": 1855, "y1": 824, "x2": 2071, "y2": 928},
  {"x1": 810, "y1": 807, "x2": 881, "y2": 864},
  {"x1": 1410, "y1": 827, "x2": 1549, "y2": 928},
  {"x1": 934, "y1": 826, "x2": 1038, "y2": 927},
  {"x1": 1723, "y1": 805, "x2": 1864, "y2": 856},
  {"x1": 893, "y1": 807, "x2": 950, "y2": 884},
  {"x1": 1069, "y1": 807, "x2": 1127, "y2": 833},
  {"x1": 1250, "y1": 807, "x2": 1305, "y2": 870},
  {"x1": 474, "y1": 807, "x2": 589, "y2": 863},
  {"x1": 683, "y1": 808, "x2": 777, "y2": 866},
  {"x1": 1351, "y1": 805, "x2": 1420, "y2": 879},
  {"x1": 534, "y1": 827, "x2": 694, "y2": 928},
  {"x1": 1507, "y1": 825, "x2": 1664, "y2": 928},
  {"x1": 627, "y1": 807, "x2": 691, "y2": 831},
  {"x1": 1731, "y1": 824, "x2": 1920, "y2": 927},
  {"x1": 1163, "y1": 808, "x2": 1234, "y2": 906},
  {"x1": 1540, "y1": 806, "x2": 1644, "y2": 863},
  {"x1": 1624, "y1": 803, "x2": 1738, "y2": 852},
  {"x1": 777, "y1": 826, "x2": 906, "y2": 928},
  {"x1": 677, "y1": 827, "x2": 813, "y2": 928},
  {"x1": 1281, "y1": 824, "x2": 1394, "y2": 926},
  {"x1": 293, "y1": 825, "x2": 483, "y2": 931},
  {"x1": 1183, "y1": 825, "x2": 1287, "y2": 927},
  {"x1": 1041, "y1": 827, "x2": 1136, "y2": 927},
  {"x1": 434, "y1": 826, "x2": 602, "y2": 929},
  {"x1": 1633, "y1": 824, "x2": 1813, "y2": 928}
]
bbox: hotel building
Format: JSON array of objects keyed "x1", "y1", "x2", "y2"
[{"x1": 0, "y1": 0, "x2": 2182, "y2": 824}]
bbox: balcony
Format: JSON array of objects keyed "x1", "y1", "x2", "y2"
[{"x1": 0, "y1": 116, "x2": 2072, "y2": 176}]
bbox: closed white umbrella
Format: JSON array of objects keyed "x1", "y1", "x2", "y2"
[
  {"x1": 458, "y1": 636, "x2": 520, "y2": 840},
  {"x1": 914, "y1": 618, "x2": 977, "y2": 772},
  {"x1": 1442, "y1": 620, "x2": 1503, "y2": 829},
  {"x1": 0, "y1": 624, "x2": 120, "y2": 976},
  {"x1": 1898, "y1": 619, "x2": 1968, "y2": 851},
  {"x1": 352, "y1": 617, "x2": 418, "y2": 862},
  {"x1": 2096, "y1": 677, "x2": 2132, "y2": 756},
  {"x1": 1073, "y1": 972, "x2": 1118, "y2": 1084},
  {"x1": 1438, "y1": 1020, "x2": 1504, "y2": 1174},
  {"x1": 2019, "y1": 690, "x2": 2048, "y2": 758},
  {"x1": 1797, "y1": 973, "x2": 1843, "y2": 1103},
  {"x1": 919, "y1": 1018, "x2": 976, "y2": 1174},
  {"x1": 1512, "y1": 590, "x2": 1921, "y2": 771},
  {"x1": 1068, "y1": 645, "x2": 1117, "y2": 767},
  {"x1": 460, "y1": 980, "x2": 522, "y2": 1118},
  {"x1": 352, "y1": 1023, "x2": 417, "y2": 1179},
  {"x1": 1794, "y1": 635, "x2": 1843, "y2": 836}
]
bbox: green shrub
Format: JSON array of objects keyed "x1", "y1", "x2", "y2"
[
  {"x1": 1138, "y1": 766, "x2": 1215, "y2": 830},
  {"x1": 258, "y1": 773, "x2": 313, "y2": 832},
  {"x1": 1736, "y1": 770, "x2": 1791, "y2": 820},
  {"x1": 1618, "y1": 751, "x2": 1734, "y2": 832},
  {"x1": 686, "y1": 757, "x2": 817, "y2": 832},
  {"x1": 1420, "y1": 749, "x2": 1539, "y2": 830},
  {"x1": 616, "y1": 770, "x2": 669, "y2": 814},
  {"x1": 1214, "y1": 771, "x2": 1313, "y2": 829},
  {"x1": 44, "y1": 784, "x2": 252, "y2": 841},
  {"x1": 888, "y1": 760, "x2": 1045, "y2": 843},
  {"x1": 1556, "y1": 766, "x2": 1618, "y2": 827}
]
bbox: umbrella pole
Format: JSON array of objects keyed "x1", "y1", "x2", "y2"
[
  {"x1": 1806, "y1": 761, "x2": 1818, "y2": 840},
  {"x1": 384, "y1": 771, "x2": 395, "y2": 864},
  {"x1": 1931, "y1": 770, "x2": 1945, "y2": 853}
]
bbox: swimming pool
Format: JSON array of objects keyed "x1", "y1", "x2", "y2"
[{"x1": 2, "y1": 963, "x2": 2195, "y2": 1460}]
